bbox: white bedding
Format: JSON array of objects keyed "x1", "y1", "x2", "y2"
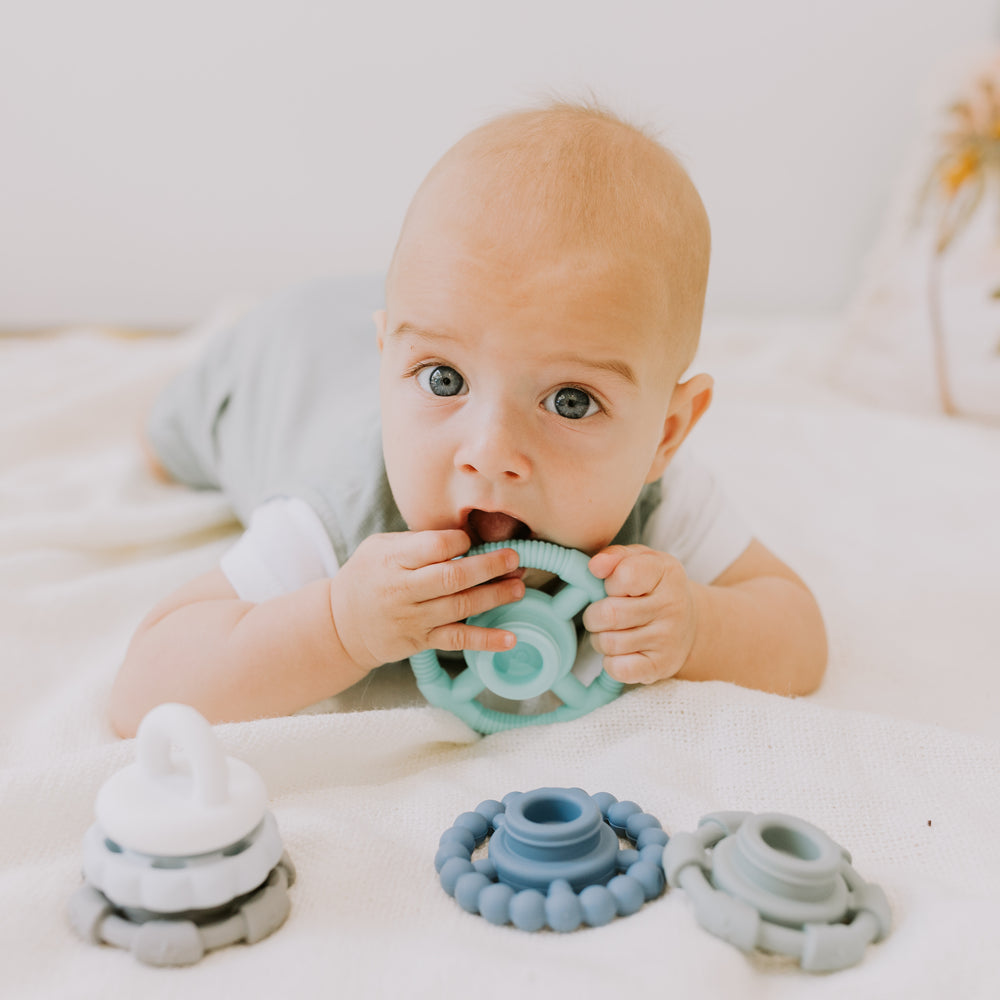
[{"x1": 2, "y1": 313, "x2": 999, "y2": 998}]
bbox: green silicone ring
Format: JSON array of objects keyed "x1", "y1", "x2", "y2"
[{"x1": 410, "y1": 540, "x2": 623, "y2": 734}]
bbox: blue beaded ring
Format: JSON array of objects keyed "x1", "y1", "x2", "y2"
[{"x1": 435, "y1": 787, "x2": 668, "y2": 932}]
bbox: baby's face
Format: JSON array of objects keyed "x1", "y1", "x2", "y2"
[{"x1": 377, "y1": 218, "x2": 689, "y2": 560}]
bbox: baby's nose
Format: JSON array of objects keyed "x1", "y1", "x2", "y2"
[{"x1": 455, "y1": 409, "x2": 531, "y2": 481}]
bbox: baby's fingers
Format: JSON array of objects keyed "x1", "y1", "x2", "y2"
[
  {"x1": 412, "y1": 545, "x2": 521, "y2": 602},
  {"x1": 599, "y1": 651, "x2": 661, "y2": 686},
  {"x1": 395, "y1": 529, "x2": 474, "y2": 570},
  {"x1": 589, "y1": 546, "x2": 673, "y2": 599},
  {"x1": 582, "y1": 594, "x2": 656, "y2": 634},
  {"x1": 429, "y1": 621, "x2": 518, "y2": 655},
  {"x1": 423, "y1": 575, "x2": 525, "y2": 631}
]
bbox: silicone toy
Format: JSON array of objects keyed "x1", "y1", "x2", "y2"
[
  {"x1": 68, "y1": 703, "x2": 295, "y2": 966},
  {"x1": 435, "y1": 787, "x2": 668, "y2": 931},
  {"x1": 663, "y1": 811, "x2": 892, "y2": 972},
  {"x1": 411, "y1": 540, "x2": 622, "y2": 733}
]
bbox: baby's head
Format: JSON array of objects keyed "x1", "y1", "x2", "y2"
[{"x1": 376, "y1": 101, "x2": 713, "y2": 556}]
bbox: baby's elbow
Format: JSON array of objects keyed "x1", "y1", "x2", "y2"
[
  {"x1": 108, "y1": 670, "x2": 142, "y2": 739},
  {"x1": 109, "y1": 633, "x2": 157, "y2": 739},
  {"x1": 790, "y1": 611, "x2": 828, "y2": 697},
  {"x1": 792, "y1": 658, "x2": 826, "y2": 697},
  {"x1": 109, "y1": 710, "x2": 138, "y2": 740}
]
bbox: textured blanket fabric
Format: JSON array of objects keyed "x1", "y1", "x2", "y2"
[{"x1": 1, "y1": 316, "x2": 998, "y2": 998}]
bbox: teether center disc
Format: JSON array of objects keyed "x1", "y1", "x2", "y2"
[{"x1": 464, "y1": 590, "x2": 578, "y2": 699}]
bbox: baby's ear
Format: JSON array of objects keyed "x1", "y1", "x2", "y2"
[
  {"x1": 645, "y1": 373, "x2": 714, "y2": 482},
  {"x1": 374, "y1": 309, "x2": 387, "y2": 351}
]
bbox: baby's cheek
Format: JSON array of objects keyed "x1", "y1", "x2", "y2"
[
  {"x1": 384, "y1": 438, "x2": 445, "y2": 528},
  {"x1": 572, "y1": 510, "x2": 638, "y2": 558}
]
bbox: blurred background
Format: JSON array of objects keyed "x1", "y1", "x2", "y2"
[{"x1": 1, "y1": 0, "x2": 997, "y2": 327}]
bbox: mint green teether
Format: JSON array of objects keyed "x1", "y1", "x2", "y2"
[{"x1": 410, "y1": 540, "x2": 623, "y2": 733}]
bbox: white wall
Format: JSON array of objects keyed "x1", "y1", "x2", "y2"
[{"x1": 1, "y1": 0, "x2": 996, "y2": 325}]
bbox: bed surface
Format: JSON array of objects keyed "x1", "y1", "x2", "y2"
[{"x1": 1, "y1": 310, "x2": 998, "y2": 997}]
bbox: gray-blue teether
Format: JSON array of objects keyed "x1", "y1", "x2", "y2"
[{"x1": 663, "y1": 811, "x2": 891, "y2": 972}]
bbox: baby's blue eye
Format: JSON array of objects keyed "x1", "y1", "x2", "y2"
[
  {"x1": 417, "y1": 365, "x2": 467, "y2": 397},
  {"x1": 544, "y1": 386, "x2": 599, "y2": 420}
]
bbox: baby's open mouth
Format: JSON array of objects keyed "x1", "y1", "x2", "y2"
[
  {"x1": 464, "y1": 510, "x2": 557, "y2": 589},
  {"x1": 465, "y1": 509, "x2": 532, "y2": 547}
]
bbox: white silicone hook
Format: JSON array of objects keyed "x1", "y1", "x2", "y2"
[
  {"x1": 95, "y1": 703, "x2": 268, "y2": 857},
  {"x1": 137, "y1": 702, "x2": 229, "y2": 807}
]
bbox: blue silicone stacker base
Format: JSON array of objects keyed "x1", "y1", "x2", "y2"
[
  {"x1": 663, "y1": 811, "x2": 892, "y2": 972},
  {"x1": 435, "y1": 787, "x2": 668, "y2": 932},
  {"x1": 411, "y1": 540, "x2": 622, "y2": 734}
]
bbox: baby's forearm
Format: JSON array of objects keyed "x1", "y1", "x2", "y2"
[
  {"x1": 110, "y1": 570, "x2": 367, "y2": 737},
  {"x1": 681, "y1": 575, "x2": 827, "y2": 695}
]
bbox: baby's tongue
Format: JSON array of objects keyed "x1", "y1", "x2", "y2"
[{"x1": 467, "y1": 509, "x2": 527, "y2": 544}]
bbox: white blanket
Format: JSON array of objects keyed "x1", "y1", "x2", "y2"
[{"x1": 2, "y1": 315, "x2": 999, "y2": 998}]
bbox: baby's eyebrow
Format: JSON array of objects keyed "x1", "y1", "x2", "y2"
[
  {"x1": 389, "y1": 322, "x2": 459, "y2": 343},
  {"x1": 554, "y1": 354, "x2": 638, "y2": 387},
  {"x1": 391, "y1": 323, "x2": 637, "y2": 386}
]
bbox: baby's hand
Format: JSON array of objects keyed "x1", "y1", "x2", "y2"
[
  {"x1": 329, "y1": 530, "x2": 525, "y2": 671},
  {"x1": 582, "y1": 545, "x2": 697, "y2": 685}
]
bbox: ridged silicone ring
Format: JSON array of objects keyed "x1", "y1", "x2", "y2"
[{"x1": 410, "y1": 540, "x2": 622, "y2": 734}]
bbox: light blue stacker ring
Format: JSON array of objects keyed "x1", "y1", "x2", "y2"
[
  {"x1": 435, "y1": 788, "x2": 669, "y2": 932},
  {"x1": 663, "y1": 811, "x2": 893, "y2": 972},
  {"x1": 410, "y1": 539, "x2": 623, "y2": 734}
]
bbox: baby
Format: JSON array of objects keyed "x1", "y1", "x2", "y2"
[{"x1": 111, "y1": 102, "x2": 827, "y2": 737}]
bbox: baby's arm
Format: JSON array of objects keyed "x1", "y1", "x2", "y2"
[
  {"x1": 583, "y1": 540, "x2": 827, "y2": 696},
  {"x1": 110, "y1": 531, "x2": 524, "y2": 737}
]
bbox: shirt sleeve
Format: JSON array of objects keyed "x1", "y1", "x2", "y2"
[
  {"x1": 220, "y1": 497, "x2": 340, "y2": 601},
  {"x1": 642, "y1": 451, "x2": 753, "y2": 584}
]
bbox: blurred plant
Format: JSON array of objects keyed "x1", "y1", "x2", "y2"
[{"x1": 920, "y1": 63, "x2": 1000, "y2": 415}]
